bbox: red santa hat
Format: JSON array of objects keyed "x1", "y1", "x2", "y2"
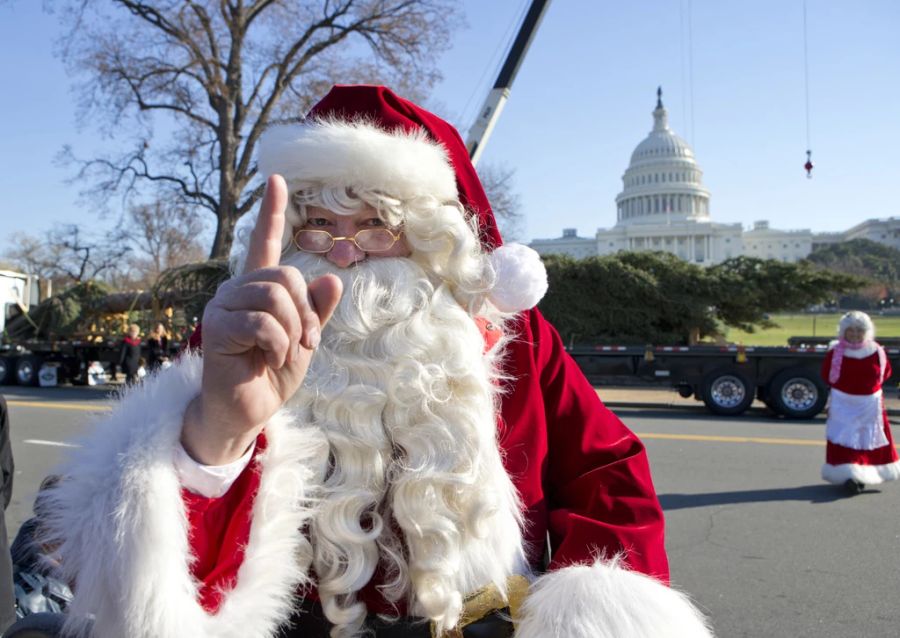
[{"x1": 257, "y1": 84, "x2": 547, "y2": 313}]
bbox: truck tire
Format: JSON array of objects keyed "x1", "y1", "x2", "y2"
[
  {"x1": 701, "y1": 367, "x2": 756, "y2": 416},
  {"x1": 0, "y1": 356, "x2": 14, "y2": 384},
  {"x1": 4, "y1": 612, "x2": 67, "y2": 638},
  {"x1": 15, "y1": 355, "x2": 42, "y2": 386},
  {"x1": 767, "y1": 367, "x2": 828, "y2": 419}
]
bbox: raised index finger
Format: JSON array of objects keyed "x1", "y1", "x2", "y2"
[{"x1": 244, "y1": 174, "x2": 288, "y2": 273}]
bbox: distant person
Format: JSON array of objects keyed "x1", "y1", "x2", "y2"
[
  {"x1": 821, "y1": 311, "x2": 900, "y2": 492},
  {"x1": 146, "y1": 322, "x2": 170, "y2": 371},
  {"x1": 117, "y1": 324, "x2": 142, "y2": 385},
  {"x1": 0, "y1": 395, "x2": 16, "y2": 631}
]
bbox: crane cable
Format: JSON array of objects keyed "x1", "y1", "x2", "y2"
[
  {"x1": 803, "y1": 0, "x2": 814, "y2": 178},
  {"x1": 679, "y1": 0, "x2": 695, "y2": 147},
  {"x1": 688, "y1": 0, "x2": 695, "y2": 148}
]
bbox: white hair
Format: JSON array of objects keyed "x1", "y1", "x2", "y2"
[
  {"x1": 838, "y1": 310, "x2": 875, "y2": 341},
  {"x1": 284, "y1": 252, "x2": 524, "y2": 637}
]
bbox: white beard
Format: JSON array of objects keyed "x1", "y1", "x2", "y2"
[{"x1": 282, "y1": 252, "x2": 526, "y2": 637}]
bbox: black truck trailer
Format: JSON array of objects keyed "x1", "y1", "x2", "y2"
[
  {"x1": 0, "y1": 337, "x2": 182, "y2": 387},
  {"x1": 567, "y1": 339, "x2": 900, "y2": 418},
  {"x1": 0, "y1": 338, "x2": 129, "y2": 387}
]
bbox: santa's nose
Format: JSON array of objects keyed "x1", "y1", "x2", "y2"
[{"x1": 326, "y1": 238, "x2": 365, "y2": 268}]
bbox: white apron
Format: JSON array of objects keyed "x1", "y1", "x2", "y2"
[{"x1": 826, "y1": 388, "x2": 888, "y2": 450}]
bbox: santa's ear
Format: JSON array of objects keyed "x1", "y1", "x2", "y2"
[{"x1": 488, "y1": 244, "x2": 548, "y2": 313}]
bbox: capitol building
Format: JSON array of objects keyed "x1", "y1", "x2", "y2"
[{"x1": 530, "y1": 89, "x2": 900, "y2": 263}]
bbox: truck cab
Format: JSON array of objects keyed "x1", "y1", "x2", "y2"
[{"x1": 0, "y1": 270, "x2": 44, "y2": 335}]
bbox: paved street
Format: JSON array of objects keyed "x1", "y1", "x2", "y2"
[
  {"x1": 3, "y1": 384, "x2": 900, "y2": 637},
  {"x1": 612, "y1": 403, "x2": 900, "y2": 638}
]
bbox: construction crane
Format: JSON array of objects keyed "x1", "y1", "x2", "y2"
[{"x1": 465, "y1": 0, "x2": 552, "y2": 166}]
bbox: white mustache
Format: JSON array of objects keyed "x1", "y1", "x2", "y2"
[{"x1": 283, "y1": 251, "x2": 437, "y2": 341}]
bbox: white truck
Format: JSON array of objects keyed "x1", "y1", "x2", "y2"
[
  {"x1": 0, "y1": 273, "x2": 125, "y2": 386},
  {"x1": 0, "y1": 271, "x2": 45, "y2": 335}
]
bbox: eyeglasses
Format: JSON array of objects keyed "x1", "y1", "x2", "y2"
[{"x1": 292, "y1": 228, "x2": 403, "y2": 253}]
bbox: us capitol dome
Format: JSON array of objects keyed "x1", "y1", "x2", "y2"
[
  {"x1": 527, "y1": 88, "x2": 860, "y2": 264},
  {"x1": 616, "y1": 87, "x2": 710, "y2": 229}
]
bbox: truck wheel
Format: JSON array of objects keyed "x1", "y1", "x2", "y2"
[
  {"x1": 0, "y1": 356, "x2": 13, "y2": 385},
  {"x1": 768, "y1": 367, "x2": 828, "y2": 419},
  {"x1": 701, "y1": 368, "x2": 756, "y2": 416},
  {"x1": 3, "y1": 612, "x2": 68, "y2": 638},
  {"x1": 15, "y1": 355, "x2": 42, "y2": 386}
]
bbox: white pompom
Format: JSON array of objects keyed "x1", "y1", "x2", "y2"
[{"x1": 488, "y1": 243, "x2": 548, "y2": 313}]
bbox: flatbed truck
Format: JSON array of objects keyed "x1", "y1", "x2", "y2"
[{"x1": 567, "y1": 338, "x2": 900, "y2": 418}]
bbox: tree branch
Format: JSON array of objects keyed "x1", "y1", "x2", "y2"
[
  {"x1": 114, "y1": 0, "x2": 221, "y2": 88},
  {"x1": 114, "y1": 66, "x2": 217, "y2": 129},
  {"x1": 81, "y1": 152, "x2": 220, "y2": 214}
]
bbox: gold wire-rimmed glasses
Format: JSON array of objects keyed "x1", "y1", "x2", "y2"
[{"x1": 292, "y1": 228, "x2": 403, "y2": 253}]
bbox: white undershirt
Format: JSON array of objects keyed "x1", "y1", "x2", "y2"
[{"x1": 173, "y1": 442, "x2": 256, "y2": 498}]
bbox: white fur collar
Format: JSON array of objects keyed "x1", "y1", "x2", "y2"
[
  {"x1": 41, "y1": 355, "x2": 328, "y2": 638},
  {"x1": 828, "y1": 339, "x2": 879, "y2": 358},
  {"x1": 38, "y1": 352, "x2": 527, "y2": 637}
]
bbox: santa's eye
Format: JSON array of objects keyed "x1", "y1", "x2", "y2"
[
  {"x1": 360, "y1": 217, "x2": 385, "y2": 227},
  {"x1": 306, "y1": 217, "x2": 332, "y2": 228}
]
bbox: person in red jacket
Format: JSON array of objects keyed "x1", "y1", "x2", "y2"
[
  {"x1": 38, "y1": 85, "x2": 711, "y2": 638},
  {"x1": 821, "y1": 310, "x2": 900, "y2": 493},
  {"x1": 117, "y1": 323, "x2": 143, "y2": 385}
]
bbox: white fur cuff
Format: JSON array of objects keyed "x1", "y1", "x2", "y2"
[
  {"x1": 40, "y1": 355, "x2": 328, "y2": 638},
  {"x1": 515, "y1": 558, "x2": 714, "y2": 638}
]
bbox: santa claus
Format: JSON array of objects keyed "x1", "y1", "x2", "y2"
[{"x1": 36, "y1": 85, "x2": 712, "y2": 637}]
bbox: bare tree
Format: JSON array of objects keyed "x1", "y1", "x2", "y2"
[
  {"x1": 3, "y1": 234, "x2": 54, "y2": 280},
  {"x1": 125, "y1": 199, "x2": 208, "y2": 288},
  {"x1": 4, "y1": 226, "x2": 132, "y2": 288},
  {"x1": 477, "y1": 162, "x2": 524, "y2": 242},
  {"x1": 54, "y1": 0, "x2": 462, "y2": 259}
]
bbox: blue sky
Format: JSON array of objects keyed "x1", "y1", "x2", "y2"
[{"x1": 2, "y1": 1, "x2": 899, "y2": 250}]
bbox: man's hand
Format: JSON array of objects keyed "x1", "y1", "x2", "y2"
[{"x1": 181, "y1": 174, "x2": 343, "y2": 465}]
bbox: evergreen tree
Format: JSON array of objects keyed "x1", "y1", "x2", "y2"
[
  {"x1": 539, "y1": 252, "x2": 862, "y2": 345},
  {"x1": 805, "y1": 239, "x2": 900, "y2": 309}
]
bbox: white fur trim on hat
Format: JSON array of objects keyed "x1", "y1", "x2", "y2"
[
  {"x1": 515, "y1": 557, "x2": 714, "y2": 638},
  {"x1": 489, "y1": 243, "x2": 548, "y2": 313},
  {"x1": 259, "y1": 119, "x2": 458, "y2": 202}
]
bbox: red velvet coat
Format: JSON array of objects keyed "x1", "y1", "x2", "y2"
[{"x1": 185, "y1": 308, "x2": 669, "y2": 614}]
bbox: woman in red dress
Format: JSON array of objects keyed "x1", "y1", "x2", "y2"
[{"x1": 821, "y1": 311, "x2": 900, "y2": 492}]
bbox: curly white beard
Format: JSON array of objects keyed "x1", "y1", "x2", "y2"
[{"x1": 282, "y1": 251, "x2": 526, "y2": 637}]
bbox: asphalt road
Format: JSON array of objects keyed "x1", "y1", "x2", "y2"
[
  {"x1": 3, "y1": 385, "x2": 900, "y2": 637},
  {"x1": 614, "y1": 404, "x2": 900, "y2": 638}
]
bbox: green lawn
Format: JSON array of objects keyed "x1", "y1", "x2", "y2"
[{"x1": 721, "y1": 313, "x2": 900, "y2": 346}]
